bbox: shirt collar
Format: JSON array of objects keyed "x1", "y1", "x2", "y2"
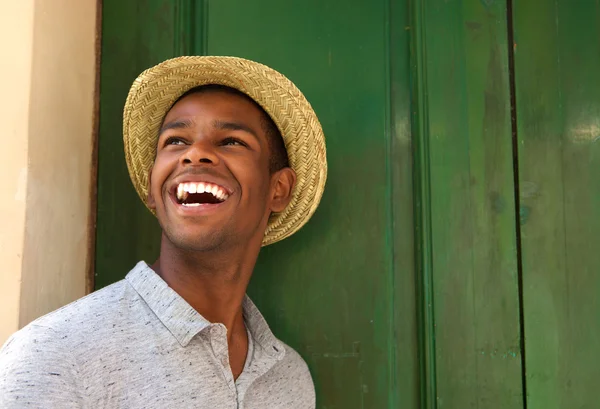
[
  {"x1": 243, "y1": 297, "x2": 286, "y2": 360},
  {"x1": 126, "y1": 261, "x2": 210, "y2": 346},
  {"x1": 125, "y1": 261, "x2": 285, "y2": 359}
]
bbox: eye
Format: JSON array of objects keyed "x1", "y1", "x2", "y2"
[
  {"x1": 221, "y1": 137, "x2": 248, "y2": 147},
  {"x1": 164, "y1": 137, "x2": 187, "y2": 147}
]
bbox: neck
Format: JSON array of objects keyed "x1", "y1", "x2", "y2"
[{"x1": 151, "y1": 233, "x2": 261, "y2": 340}]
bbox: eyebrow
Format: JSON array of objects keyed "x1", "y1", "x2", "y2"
[
  {"x1": 212, "y1": 120, "x2": 259, "y2": 141},
  {"x1": 159, "y1": 118, "x2": 194, "y2": 135}
]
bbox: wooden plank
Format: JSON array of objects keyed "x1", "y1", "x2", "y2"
[
  {"x1": 410, "y1": 0, "x2": 437, "y2": 406},
  {"x1": 391, "y1": 0, "x2": 420, "y2": 407},
  {"x1": 512, "y1": 1, "x2": 600, "y2": 408},
  {"x1": 415, "y1": 0, "x2": 524, "y2": 407},
  {"x1": 208, "y1": 0, "x2": 415, "y2": 407},
  {"x1": 95, "y1": 0, "x2": 187, "y2": 288}
]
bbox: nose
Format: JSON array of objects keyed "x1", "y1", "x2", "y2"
[{"x1": 181, "y1": 140, "x2": 219, "y2": 166}]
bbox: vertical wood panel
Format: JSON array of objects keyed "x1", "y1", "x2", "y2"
[
  {"x1": 391, "y1": 0, "x2": 420, "y2": 407},
  {"x1": 96, "y1": 0, "x2": 194, "y2": 288},
  {"x1": 174, "y1": 0, "x2": 207, "y2": 56},
  {"x1": 413, "y1": 0, "x2": 523, "y2": 407},
  {"x1": 513, "y1": 1, "x2": 600, "y2": 408},
  {"x1": 409, "y1": 0, "x2": 437, "y2": 406}
]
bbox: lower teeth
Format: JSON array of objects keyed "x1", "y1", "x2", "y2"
[{"x1": 182, "y1": 203, "x2": 201, "y2": 207}]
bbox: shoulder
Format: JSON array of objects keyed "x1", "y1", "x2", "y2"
[
  {"x1": 280, "y1": 343, "x2": 313, "y2": 382},
  {"x1": 0, "y1": 318, "x2": 77, "y2": 381},
  {"x1": 0, "y1": 280, "x2": 137, "y2": 407},
  {"x1": 262, "y1": 342, "x2": 316, "y2": 407},
  {"x1": 0, "y1": 279, "x2": 133, "y2": 358},
  {"x1": 0, "y1": 314, "x2": 85, "y2": 407}
]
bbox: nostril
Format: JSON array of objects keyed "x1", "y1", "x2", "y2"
[
  {"x1": 199, "y1": 158, "x2": 212, "y2": 164},
  {"x1": 182, "y1": 158, "x2": 192, "y2": 164}
]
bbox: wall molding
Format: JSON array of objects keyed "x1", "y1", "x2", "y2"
[
  {"x1": 409, "y1": 0, "x2": 437, "y2": 407},
  {"x1": 174, "y1": 0, "x2": 208, "y2": 56}
]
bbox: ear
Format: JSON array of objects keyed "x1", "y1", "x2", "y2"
[
  {"x1": 269, "y1": 167, "x2": 296, "y2": 213},
  {"x1": 146, "y1": 168, "x2": 156, "y2": 210}
]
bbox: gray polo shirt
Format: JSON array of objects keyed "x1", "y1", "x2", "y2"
[{"x1": 0, "y1": 261, "x2": 315, "y2": 408}]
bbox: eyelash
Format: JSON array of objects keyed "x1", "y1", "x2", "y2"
[
  {"x1": 164, "y1": 137, "x2": 187, "y2": 146},
  {"x1": 221, "y1": 137, "x2": 248, "y2": 147},
  {"x1": 163, "y1": 136, "x2": 248, "y2": 148}
]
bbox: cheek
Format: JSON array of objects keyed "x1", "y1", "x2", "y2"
[
  {"x1": 227, "y1": 155, "x2": 271, "y2": 201},
  {"x1": 150, "y1": 154, "x2": 176, "y2": 197}
]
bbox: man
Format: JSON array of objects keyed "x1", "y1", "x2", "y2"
[{"x1": 0, "y1": 56, "x2": 327, "y2": 408}]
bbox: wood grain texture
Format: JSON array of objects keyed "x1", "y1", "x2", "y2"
[
  {"x1": 512, "y1": 1, "x2": 600, "y2": 408},
  {"x1": 416, "y1": 1, "x2": 523, "y2": 407}
]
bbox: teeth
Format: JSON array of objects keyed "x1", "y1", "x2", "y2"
[
  {"x1": 176, "y1": 182, "x2": 230, "y2": 202},
  {"x1": 176, "y1": 184, "x2": 189, "y2": 201}
]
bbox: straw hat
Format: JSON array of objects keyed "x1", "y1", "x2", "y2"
[{"x1": 123, "y1": 56, "x2": 327, "y2": 246}]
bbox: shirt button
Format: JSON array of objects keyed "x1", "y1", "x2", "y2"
[{"x1": 221, "y1": 356, "x2": 228, "y2": 367}]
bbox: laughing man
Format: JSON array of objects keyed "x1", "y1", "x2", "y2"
[{"x1": 0, "y1": 56, "x2": 327, "y2": 408}]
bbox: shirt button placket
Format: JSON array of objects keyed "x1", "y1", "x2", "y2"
[{"x1": 210, "y1": 324, "x2": 235, "y2": 390}]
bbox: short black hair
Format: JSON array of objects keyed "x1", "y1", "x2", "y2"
[{"x1": 173, "y1": 84, "x2": 289, "y2": 173}]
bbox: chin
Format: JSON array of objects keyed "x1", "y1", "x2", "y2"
[{"x1": 164, "y1": 227, "x2": 227, "y2": 252}]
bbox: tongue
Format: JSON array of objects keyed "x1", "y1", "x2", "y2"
[{"x1": 183, "y1": 192, "x2": 221, "y2": 205}]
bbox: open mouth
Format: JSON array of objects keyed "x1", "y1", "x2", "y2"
[{"x1": 175, "y1": 182, "x2": 230, "y2": 207}]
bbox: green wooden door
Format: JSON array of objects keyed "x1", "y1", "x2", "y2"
[
  {"x1": 512, "y1": 1, "x2": 600, "y2": 408},
  {"x1": 96, "y1": 0, "x2": 600, "y2": 407}
]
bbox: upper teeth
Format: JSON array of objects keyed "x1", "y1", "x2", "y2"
[{"x1": 176, "y1": 182, "x2": 229, "y2": 202}]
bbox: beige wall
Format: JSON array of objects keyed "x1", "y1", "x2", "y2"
[
  {"x1": 0, "y1": 1, "x2": 34, "y2": 346},
  {"x1": 0, "y1": 0, "x2": 98, "y2": 344}
]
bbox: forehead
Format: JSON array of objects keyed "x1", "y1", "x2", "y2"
[{"x1": 163, "y1": 90, "x2": 265, "y2": 124}]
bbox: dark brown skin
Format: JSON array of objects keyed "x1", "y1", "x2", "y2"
[{"x1": 146, "y1": 90, "x2": 296, "y2": 379}]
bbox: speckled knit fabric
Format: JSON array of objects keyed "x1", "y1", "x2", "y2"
[{"x1": 0, "y1": 261, "x2": 315, "y2": 408}]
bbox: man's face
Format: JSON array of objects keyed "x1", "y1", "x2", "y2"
[{"x1": 147, "y1": 90, "x2": 290, "y2": 252}]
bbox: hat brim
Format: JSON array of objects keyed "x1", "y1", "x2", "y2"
[{"x1": 123, "y1": 56, "x2": 327, "y2": 246}]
